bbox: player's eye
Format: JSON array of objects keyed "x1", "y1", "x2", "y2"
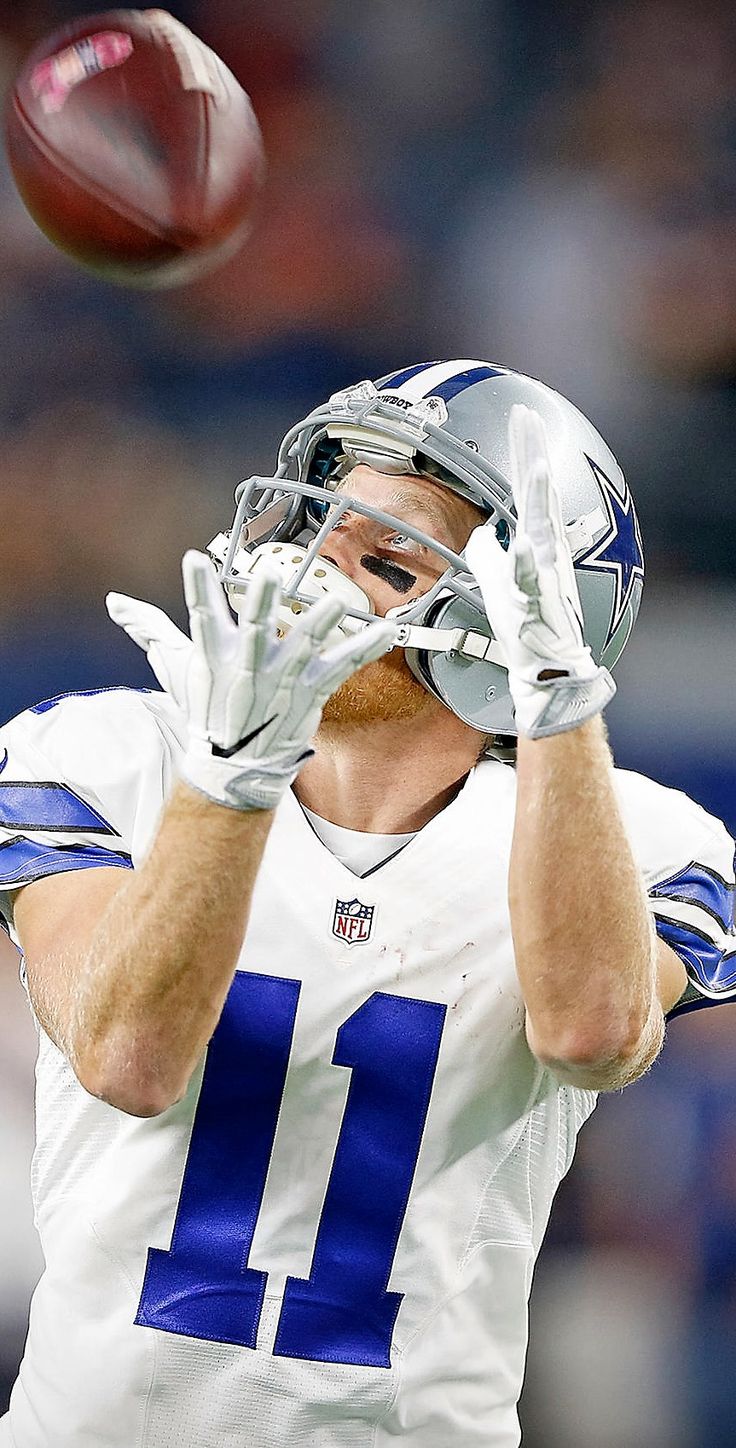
[
  {"x1": 332, "y1": 511, "x2": 356, "y2": 531},
  {"x1": 386, "y1": 532, "x2": 421, "y2": 554}
]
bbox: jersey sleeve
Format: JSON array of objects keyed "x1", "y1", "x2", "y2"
[
  {"x1": 615, "y1": 769, "x2": 735, "y2": 1017},
  {"x1": 0, "y1": 688, "x2": 185, "y2": 936}
]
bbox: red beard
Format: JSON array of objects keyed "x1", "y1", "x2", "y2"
[{"x1": 321, "y1": 650, "x2": 438, "y2": 726}]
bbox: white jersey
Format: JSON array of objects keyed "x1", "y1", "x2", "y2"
[{"x1": 0, "y1": 688, "x2": 733, "y2": 1448}]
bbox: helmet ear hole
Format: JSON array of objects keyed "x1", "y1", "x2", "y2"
[{"x1": 404, "y1": 593, "x2": 516, "y2": 736}]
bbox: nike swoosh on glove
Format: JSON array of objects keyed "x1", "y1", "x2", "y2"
[
  {"x1": 107, "y1": 550, "x2": 396, "y2": 810},
  {"x1": 464, "y1": 405, "x2": 615, "y2": 738}
]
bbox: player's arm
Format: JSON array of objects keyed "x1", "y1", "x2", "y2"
[
  {"x1": 14, "y1": 785, "x2": 272, "y2": 1117},
  {"x1": 466, "y1": 408, "x2": 677, "y2": 1091},
  {"x1": 509, "y1": 719, "x2": 682, "y2": 1090},
  {"x1": 12, "y1": 555, "x2": 393, "y2": 1118}
]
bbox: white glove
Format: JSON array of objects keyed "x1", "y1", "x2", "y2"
[
  {"x1": 105, "y1": 592, "x2": 193, "y2": 712},
  {"x1": 107, "y1": 550, "x2": 395, "y2": 810},
  {"x1": 464, "y1": 405, "x2": 615, "y2": 739}
]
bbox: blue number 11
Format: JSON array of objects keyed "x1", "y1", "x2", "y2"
[{"x1": 135, "y1": 972, "x2": 446, "y2": 1368}]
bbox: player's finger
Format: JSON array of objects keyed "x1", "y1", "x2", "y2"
[
  {"x1": 290, "y1": 594, "x2": 345, "y2": 648},
  {"x1": 509, "y1": 405, "x2": 551, "y2": 532},
  {"x1": 106, "y1": 591, "x2": 193, "y2": 700},
  {"x1": 236, "y1": 564, "x2": 282, "y2": 672},
  {"x1": 239, "y1": 561, "x2": 282, "y2": 628},
  {"x1": 316, "y1": 618, "x2": 396, "y2": 694},
  {"x1": 545, "y1": 468, "x2": 569, "y2": 557},
  {"x1": 106, "y1": 593, "x2": 189, "y2": 653},
  {"x1": 270, "y1": 629, "x2": 315, "y2": 691},
  {"x1": 272, "y1": 596, "x2": 346, "y2": 686},
  {"x1": 527, "y1": 461, "x2": 578, "y2": 601},
  {"x1": 182, "y1": 550, "x2": 233, "y2": 663},
  {"x1": 521, "y1": 407, "x2": 550, "y2": 470},
  {"x1": 508, "y1": 403, "x2": 532, "y2": 519},
  {"x1": 464, "y1": 521, "x2": 508, "y2": 587},
  {"x1": 523, "y1": 464, "x2": 556, "y2": 567},
  {"x1": 513, "y1": 535, "x2": 540, "y2": 598}
]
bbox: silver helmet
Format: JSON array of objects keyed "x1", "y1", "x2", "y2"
[{"x1": 209, "y1": 360, "x2": 644, "y2": 737}]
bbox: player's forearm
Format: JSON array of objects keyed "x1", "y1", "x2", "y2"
[
  {"x1": 68, "y1": 780, "x2": 273, "y2": 1115},
  {"x1": 509, "y1": 717, "x2": 662, "y2": 1089}
]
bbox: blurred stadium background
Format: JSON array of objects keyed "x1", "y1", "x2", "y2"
[{"x1": 0, "y1": 1, "x2": 735, "y2": 1443}]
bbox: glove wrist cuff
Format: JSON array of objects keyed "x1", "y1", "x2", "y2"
[
  {"x1": 511, "y1": 665, "x2": 616, "y2": 738},
  {"x1": 180, "y1": 737, "x2": 314, "y2": 812}
]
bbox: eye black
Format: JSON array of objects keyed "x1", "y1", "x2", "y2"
[{"x1": 360, "y1": 554, "x2": 417, "y2": 594}]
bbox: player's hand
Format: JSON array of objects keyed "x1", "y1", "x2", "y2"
[
  {"x1": 107, "y1": 551, "x2": 395, "y2": 810},
  {"x1": 464, "y1": 405, "x2": 615, "y2": 738}
]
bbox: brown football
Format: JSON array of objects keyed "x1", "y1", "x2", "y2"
[{"x1": 4, "y1": 8, "x2": 266, "y2": 287}]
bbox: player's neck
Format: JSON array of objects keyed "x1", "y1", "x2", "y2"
[{"x1": 293, "y1": 713, "x2": 482, "y2": 834}]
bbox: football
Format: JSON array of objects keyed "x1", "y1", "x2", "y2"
[{"x1": 4, "y1": 8, "x2": 266, "y2": 287}]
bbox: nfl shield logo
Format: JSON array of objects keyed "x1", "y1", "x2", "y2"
[{"x1": 332, "y1": 897, "x2": 375, "y2": 947}]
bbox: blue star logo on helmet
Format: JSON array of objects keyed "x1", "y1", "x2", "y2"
[{"x1": 576, "y1": 457, "x2": 644, "y2": 647}]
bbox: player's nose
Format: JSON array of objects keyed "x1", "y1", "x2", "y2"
[{"x1": 318, "y1": 521, "x2": 363, "y2": 579}]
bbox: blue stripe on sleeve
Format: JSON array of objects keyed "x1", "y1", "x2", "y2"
[
  {"x1": 427, "y1": 365, "x2": 507, "y2": 402},
  {"x1": 29, "y1": 687, "x2": 152, "y2": 715},
  {"x1": 653, "y1": 916, "x2": 721, "y2": 986},
  {"x1": 654, "y1": 913, "x2": 736, "y2": 998},
  {"x1": 0, "y1": 783, "x2": 115, "y2": 833},
  {"x1": 649, "y1": 861, "x2": 734, "y2": 933},
  {"x1": 0, "y1": 837, "x2": 133, "y2": 887}
]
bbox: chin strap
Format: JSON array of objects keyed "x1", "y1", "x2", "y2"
[{"x1": 393, "y1": 621, "x2": 507, "y2": 666}]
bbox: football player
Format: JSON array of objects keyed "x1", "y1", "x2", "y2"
[{"x1": 0, "y1": 361, "x2": 733, "y2": 1448}]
